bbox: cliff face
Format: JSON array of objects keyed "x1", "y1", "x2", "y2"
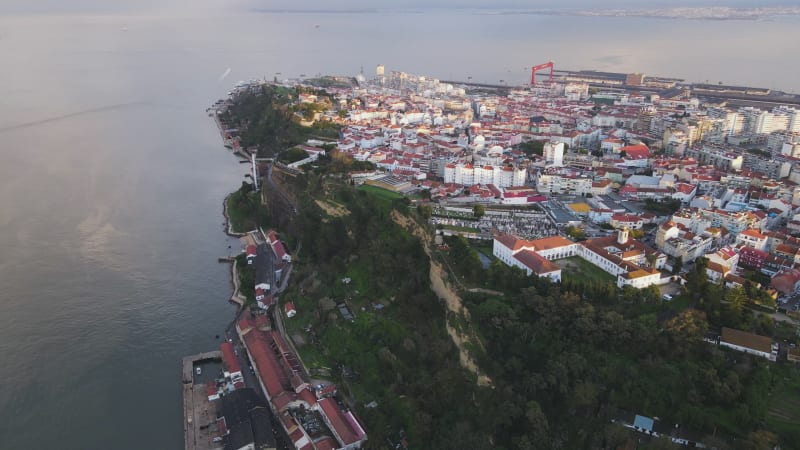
[
  {"x1": 391, "y1": 210, "x2": 491, "y2": 387},
  {"x1": 261, "y1": 164, "x2": 298, "y2": 232}
]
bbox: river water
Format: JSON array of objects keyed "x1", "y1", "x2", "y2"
[{"x1": 0, "y1": 7, "x2": 798, "y2": 449}]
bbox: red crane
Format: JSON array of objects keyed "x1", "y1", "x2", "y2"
[{"x1": 530, "y1": 61, "x2": 554, "y2": 86}]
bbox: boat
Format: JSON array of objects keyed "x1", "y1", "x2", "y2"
[{"x1": 196, "y1": 366, "x2": 202, "y2": 376}]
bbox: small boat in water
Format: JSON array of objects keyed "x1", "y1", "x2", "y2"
[{"x1": 196, "y1": 366, "x2": 202, "y2": 376}]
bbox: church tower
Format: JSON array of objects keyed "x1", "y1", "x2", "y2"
[{"x1": 617, "y1": 226, "x2": 629, "y2": 245}]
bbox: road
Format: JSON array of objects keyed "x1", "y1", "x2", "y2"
[
  {"x1": 222, "y1": 228, "x2": 293, "y2": 449},
  {"x1": 254, "y1": 242, "x2": 275, "y2": 291}
]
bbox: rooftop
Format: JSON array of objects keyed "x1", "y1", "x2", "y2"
[{"x1": 721, "y1": 327, "x2": 772, "y2": 353}]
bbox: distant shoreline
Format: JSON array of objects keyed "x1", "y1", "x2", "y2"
[{"x1": 249, "y1": 6, "x2": 800, "y2": 21}]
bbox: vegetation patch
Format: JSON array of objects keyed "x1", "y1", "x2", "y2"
[
  {"x1": 557, "y1": 256, "x2": 616, "y2": 285},
  {"x1": 765, "y1": 365, "x2": 800, "y2": 445},
  {"x1": 227, "y1": 182, "x2": 269, "y2": 233},
  {"x1": 314, "y1": 199, "x2": 350, "y2": 217},
  {"x1": 643, "y1": 198, "x2": 682, "y2": 215},
  {"x1": 441, "y1": 224, "x2": 481, "y2": 233},
  {"x1": 218, "y1": 84, "x2": 340, "y2": 156},
  {"x1": 234, "y1": 254, "x2": 255, "y2": 306},
  {"x1": 278, "y1": 147, "x2": 310, "y2": 164},
  {"x1": 358, "y1": 183, "x2": 403, "y2": 200}
]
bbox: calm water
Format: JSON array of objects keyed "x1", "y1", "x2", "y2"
[{"x1": 0, "y1": 9, "x2": 798, "y2": 449}]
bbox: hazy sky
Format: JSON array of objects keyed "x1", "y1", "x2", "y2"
[{"x1": 1, "y1": 0, "x2": 795, "y2": 14}]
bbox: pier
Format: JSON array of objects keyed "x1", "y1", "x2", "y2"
[{"x1": 182, "y1": 351, "x2": 222, "y2": 450}]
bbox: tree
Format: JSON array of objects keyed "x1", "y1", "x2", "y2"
[
  {"x1": 524, "y1": 400, "x2": 549, "y2": 438},
  {"x1": 664, "y1": 309, "x2": 708, "y2": 352},
  {"x1": 642, "y1": 284, "x2": 661, "y2": 303},
  {"x1": 686, "y1": 257, "x2": 710, "y2": 300},
  {"x1": 565, "y1": 226, "x2": 585, "y2": 240},
  {"x1": 725, "y1": 286, "x2": 747, "y2": 317},
  {"x1": 473, "y1": 204, "x2": 485, "y2": 219},
  {"x1": 417, "y1": 204, "x2": 432, "y2": 220},
  {"x1": 646, "y1": 252, "x2": 658, "y2": 268},
  {"x1": 519, "y1": 141, "x2": 545, "y2": 156},
  {"x1": 280, "y1": 147, "x2": 310, "y2": 164},
  {"x1": 672, "y1": 258, "x2": 683, "y2": 275}
]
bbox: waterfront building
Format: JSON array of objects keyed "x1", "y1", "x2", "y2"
[{"x1": 238, "y1": 316, "x2": 368, "y2": 450}]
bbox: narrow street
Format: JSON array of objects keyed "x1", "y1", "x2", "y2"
[{"x1": 222, "y1": 191, "x2": 298, "y2": 449}]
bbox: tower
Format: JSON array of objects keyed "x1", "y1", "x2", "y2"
[{"x1": 618, "y1": 227, "x2": 629, "y2": 245}]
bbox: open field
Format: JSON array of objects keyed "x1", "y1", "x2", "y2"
[
  {"x1": 358, "y1": 184, "x2": 404, "y2": 213},
  {"x1": 358, "y1": 184, "x2": 403, "y2": 199},
  {"x1": 556, "y1": 256, "x2": 616, "y2": 284}
]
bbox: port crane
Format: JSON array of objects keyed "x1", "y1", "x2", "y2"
[{"x1": 530, "y1": 61, "x2": 554, "y2": 86}]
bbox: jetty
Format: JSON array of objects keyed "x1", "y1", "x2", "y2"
[{"x1": 182, "y1": 351, "x2": 222, "y2": 450}]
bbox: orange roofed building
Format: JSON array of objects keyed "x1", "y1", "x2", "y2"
[
  {"x1": 493, "y1": 234, "x2": 580, "y2": 282},
  {"x1": 494, "y1": 228, "x2": 667, "y2": 289}
]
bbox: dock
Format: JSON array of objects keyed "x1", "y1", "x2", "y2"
[{"x1": 182, "y1": 351, "x2": 222, "y2": 450}]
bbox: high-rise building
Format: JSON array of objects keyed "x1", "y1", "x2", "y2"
[
  {"x1": 738, "y1": 106, "x2": 790, "y2": 135},
  {"x1": 543, "y1": 141, "x2": 564, "y2": 167}
]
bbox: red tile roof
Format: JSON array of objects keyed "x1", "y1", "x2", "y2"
[
  {"x1": 298, "y1": 388, "x2": 318, "y2": 406},
  {"x1": 220, "y1": 342, "x2": 241, "y2": 375},
  {"x1": 495, "y1": 234, "x2": 529, "y2": 251},
  {"x1": 619, "y1": 144, "x2": 650, "y2": 158},
  {"x1": 611, "y1": 214, "x2": 642, "y2": 223},
  {"x1": 674, "y1": 183, "x2": 696, "y2": 195},
  {"x1": 319, "y1": 398, "x2": 362, "y2": 445},
  {"x1": 771, "y1": 269, "x2": 800, "y2": 295},
  {"x1": 739, "y1": 228, "x2": 766, "y2": 239},
  {"x1": 314, "y1": 437, "x2": 338, "y2": 450},
  {"x1": 531, "y1": 235, "x2": 575, "y2": 251},
  {"x1": 514, "y1": 250, "x2": 560, "y2": 275},
  {"x1": 721, "y1": 327, "x2": 772, "y2": 353},
  {"x1": 243, "y1": 329, "x2": 290, "y2": 400}
]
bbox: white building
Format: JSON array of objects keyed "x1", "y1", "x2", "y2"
[
  {"x1": 719, "y1": 327, "x2": 776, "y2": 362},
  {"x1": 536, "y1": 173, "x2": 592, "y2": 195},
  {"x1": 444, "y1": 163, "x2": 526, "y2": 188},
  {"x1": 579, "y1": 228, "x2": 667, "y2": 289},
  {"x1": 493, "y1": 235, "x2": 580, "y2": 282},
  {"x1": 543, "y1": 141, "x2": 564, "y2": 167},
  {"x1": 655, "y1": 221, "x2": 714, "y2": 264},
  {"x1": 735, "y1": 228, "x2": 768, "y2": 251}
]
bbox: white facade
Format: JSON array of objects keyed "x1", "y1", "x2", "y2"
[
  {"x1": 444, "y1": 163, "x2": 526, "y2": 188},
  {"x1": 543, "y1": 141, "x2": 564, "y2": 167},
  {"x1": 719, "y1": 341, "x2": 776, "y2": 362},
  {"x1": 617, "y1": 271, "x2": 662, "y2": 289},
  {"x1": 536, "y1": 174, "x2": 592, "y2": 195},
  {"x1": 735, "y1": 229, "x2": 768, "y2": 251}
]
